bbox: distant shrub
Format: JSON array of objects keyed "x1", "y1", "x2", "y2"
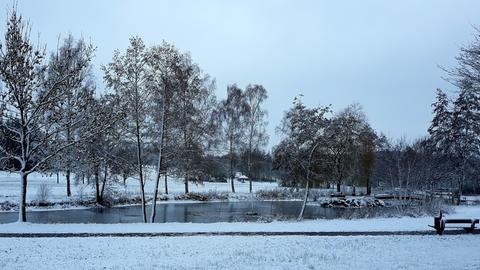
[
  {"x1": 36, "y1": 181, "x2": 51, "y2": 204},
  {"x1": 173, "y1": 191, "x2": 229, "y2": 201},
  {"x1": 256, "y1": 189, "x2": 285, "y2": 200},
  {"x1": 255, "y1": 188, "x2": 331, "y2": 201},
  {"x1": 76, "y1": 184, "x2": 87, "y2": 201},
  {"x1": 392, "y1": 198, "x2": 453, "y2": 217},
  {"x1": 205, "y1": 190, "x2": 229, "y2": 200}
]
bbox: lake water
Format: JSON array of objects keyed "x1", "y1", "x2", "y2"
[{"x1": 0, "y1": 201, "x2": 392, "y2": 224}]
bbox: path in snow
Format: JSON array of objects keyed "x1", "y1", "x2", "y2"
[{"x1": 0, "y1": 230, "x2": 478, "y2": 238}]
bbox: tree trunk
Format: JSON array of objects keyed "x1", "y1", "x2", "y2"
[
  {"x1": 230, "y1": 139, "x2": 235, "y2": 193},
  {"x1": 352, "y1": 184, "x2": 356, "y2": 196},
  {"x1": 151, "y1": 102, "x2": 165, "y2": 223},
  {"x1": 164, "y1": 173, "x2": 168, "y2": 194},
  {"x1": 56, "y1": 171, "x2": 59, "y2": 184},
  {"x1": 151, "y1": 148, "x2": 164, "y2": 223},
  {"x1": 18, "y1": 172, "x2": 28, "y2": 222},
  {"x1": 336, "y1": 182, "x2": 341, "y2": 193},
  {"x1": 457, "y1": 175, "x2": 464, "y2": 206},
  {"x1": 66, "y1": 124, "x2": 72, "y2": 197},
  {"x1": 231, "y1": 176, "x2": 235, "y2": 193},
  {"x1": 247, "y1": 137, "x2": 253, "y2": 193},
  {"x1": 100, "y1": 164, "x2": 107, "y2": 200},
  {"x1": 298, "y1": 144, "x2": 318, "y2": 221},
  {"x1": 184, "y1": 174, "x2": 189, "y2": 194},
  {"x1": 150, "y1": 170, "x2": 161, "y2": 223},
  {"x1": 95, "y1": 166, "x2": 101, "y2": 204},
  {"x1": 66, "y1": 169, "x2": 71, "y2": 197},
  {"x1": 298, "y1": 179, "x2": 310, "y2": 220},
  {"x1": 366, "y1": 177, "x2": 371, "y2": 196},
  {"x1": 135, "y1": 118, "x2": 147, "y2": 223},
  {"x1": 457, "y1": 159, "x2": 466, "y2": 205}
]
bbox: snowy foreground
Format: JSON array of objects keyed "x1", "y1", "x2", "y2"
[
  {"x1": 0, "y1": 207, "x2": 479, "y2": 269},
  {"x1": 1, "y1": 235, "x2": 479, "y2": 270}
]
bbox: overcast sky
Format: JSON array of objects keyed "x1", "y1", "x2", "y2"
[{"x1": 2, "y1": 0, "x2": 480, "y2": 149}]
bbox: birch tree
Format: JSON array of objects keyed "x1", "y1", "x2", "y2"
[
  {"x1": 47, "y1": 34, "x2": 95, "y2": 197},
  {"x1": 218, "y1": 85, "x2": 248, "y2": 193},
  {"x1": 103, "y1": 36, "x2": 151, "y2": 222},
  {"x1": 75, "y1": 94, "x2": 122, "y2": 204},
  {"x1": 148, "y1": 42, "x2": 181, "y2": 222},
  {"x1": 173, "y1": 52, "x2": 216, "y2": 194},
  {"x1": 244, "y1": 84, "x2": 268, "y2": 193}
]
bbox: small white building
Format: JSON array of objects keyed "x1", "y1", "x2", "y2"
[{"x1": 234, "y1": 172, "x2": 248, "y2": 182}]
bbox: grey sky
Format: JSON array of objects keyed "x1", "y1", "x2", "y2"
[{"x1": 2, "y1": 0, "x2": 479, "y2": 149}]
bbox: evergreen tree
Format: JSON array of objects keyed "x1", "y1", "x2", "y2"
[
  {"x1": 450, "y1": 87, "x2": 480, "y2": 201},
  {"x1": 428, "y1": 88, "x2": 452, "y2": 153}
]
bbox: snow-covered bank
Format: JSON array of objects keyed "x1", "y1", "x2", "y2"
[
  {"x1": 0, "y1": 171, "x2": 278, "y2": 211},
  {"x1": 1, "y1": 235, "x2": 479, "y2": 270},
  {"x1": 1, "y1": 205, "x2": 479, "y2": 234}
]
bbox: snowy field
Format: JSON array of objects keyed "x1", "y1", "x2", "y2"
[
  {"x1": 0, "y1": 235, "x2": 479, "y2": 269},
  {"x1": 0, "y1": 171, "x2": 278, "y2": 204}
]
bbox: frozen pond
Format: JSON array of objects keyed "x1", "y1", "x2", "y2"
[{"x1": 0, "y1": 201, "x2": 393, "y2": 224}]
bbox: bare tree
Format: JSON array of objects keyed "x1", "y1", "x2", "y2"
[
  {"x1": 244, "y1": 84, "x2": 268, "y2": 192},
  {"x1": 103, "y1": 36, "x2": 151, "y2": 223},
  {"x1": 324, "y1": 104, "x2": 365, "y2": 192},
  {"x1": 148, "y1": 42, "x2": 181, "y2": 222},
  {"x1": 75, "y1": 94, "x2": 122, "y2": 204},
  {"x1": 218, "y1": 85, "x2": 249, "y2": 193},
  {"x1": 47, "y1": 34, "x2": 95, "y2": 197},
  {"x1": 274, "y1": 96, "x2": 330, "y2": 219},
  {"x1": 172, "y1": 52, "x2": 217, "y2": 194}
]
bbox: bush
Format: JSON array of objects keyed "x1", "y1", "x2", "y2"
[
  {"x1": 255, "y1": 189, "x2": 285, "y2": 200},
  {"x1": 76, "y1": 184, "x2": 87, "y2": 201},
  {"x1": 173, "y1": 191, "x2": 229, "y2": 201},
  {"x1": 205, "y1": 190, "x2": 228, "y2": 200},
  {"x1": 36, "y1": 181, "x2": 51, "y2": 204}
]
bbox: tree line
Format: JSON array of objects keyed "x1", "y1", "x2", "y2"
[
  {"x1": 2, "y1": 8, "x2": 480, "y2": 223},
  {"x1": 0, "y1": 9, "x2": 270, "y2": 222},
  {"x1": 273, "y1": 26, "x2": 480, "y2": 216}
]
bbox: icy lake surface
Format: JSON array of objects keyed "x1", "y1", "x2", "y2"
[{"x1": 0, "y1": 201, "x2": 396, "y2": 224}]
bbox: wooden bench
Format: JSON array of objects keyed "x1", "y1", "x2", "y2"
[{"x1": 430, "y1": 212, "x2": 479, "y2": 235}]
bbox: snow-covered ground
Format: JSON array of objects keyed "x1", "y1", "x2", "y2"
[
  {"x1": 0, "y1": 201, "x2": 479, "y2": 269},
  {"x1": 1, "y1": 205, "x2": 479, "y2": 233},
  {"x1": 0, "y1": 171, "x2": 278, "y2": 204},
  {"x1": 0, "y1": 235, "x2": 479, "y2": 269}
]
